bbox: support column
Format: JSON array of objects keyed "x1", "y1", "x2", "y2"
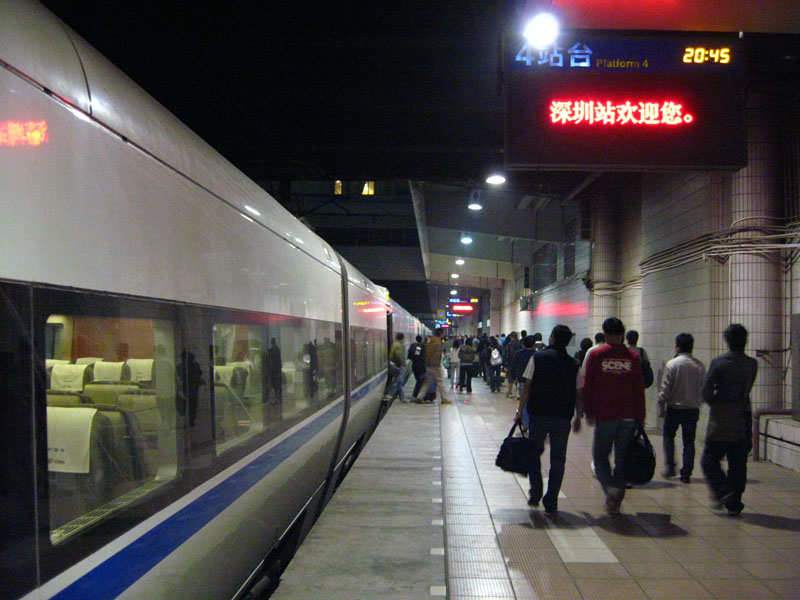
[
  {"x1": 730, "y1": 90, "x2": 784, "y2": 411},
  {"x1": 589, "y1": 194, "x2": 621, "y2": 333}
]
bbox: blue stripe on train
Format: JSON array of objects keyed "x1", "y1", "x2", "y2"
[{"x1": 52, "y1": 373, "x2": 386, "y2": 600}]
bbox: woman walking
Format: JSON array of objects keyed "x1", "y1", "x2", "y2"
[{"x1": 457, "y1": 337, "x2": 478, "y2": 393}]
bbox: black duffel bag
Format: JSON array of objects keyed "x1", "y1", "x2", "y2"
[
  {"x1": 495, "y1": 422, "x2": 535, "y2": 475},
  {"x1": 623, "y1": 423, "x2": 656, "y2": 485}
]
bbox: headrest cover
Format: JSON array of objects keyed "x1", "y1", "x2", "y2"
[
  {"x1": 50, "y1": 364, "x2": 89, "y2": 392},
  {"x1": 93, "y1": 361, "x2": 125, "y2": 382},
  {"x1": 127, "y1": 358, "x2": 154, "y2": 382}
]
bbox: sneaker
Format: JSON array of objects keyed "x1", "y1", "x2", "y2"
[
  {"x1": 727, "y1": 507, "x2": 743, "y2": 516},
  {"x1": 662, "y1": 467, "x2": 677, "y2": 479},
  {"x1": 679, "y1": 475, "x2": 691, "y2": 484},
  {"x1": 528, "y1": 490, "x2": 542, "y2": 507}
]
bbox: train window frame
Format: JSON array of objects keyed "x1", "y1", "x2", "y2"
[
  {"x1": 0, "y1": 282, "x2": 37, "y2": 599},
  {"x1": 33, "y1": 286, "x2": 187, "y2": 581},
  {"x1": 207, "y1": 309, "x2": 344, "y2": 459}
]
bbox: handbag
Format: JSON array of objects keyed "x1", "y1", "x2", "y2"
[
  {"x1": 495, "y1": 422, "x2": 535, "y2": 475},
  {"x1": 623, "y1": 424, "x2": 656, "y2": 485}
]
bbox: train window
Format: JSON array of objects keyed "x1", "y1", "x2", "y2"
[
  {"x1": 44, "y1": 313, "x2": 178, "y2": 545},
  {"x1": 212, "y1": 317, "x2": 342, "y2": 454}
]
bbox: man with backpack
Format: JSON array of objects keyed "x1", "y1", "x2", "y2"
[
  {"x1": 626, "y1": 330, "x2": 654, "y2": 389},
  {"x1": 407, "y1": 335, "x2": 427, "y2": 398}
]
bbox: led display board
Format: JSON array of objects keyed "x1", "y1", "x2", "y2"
[{"x1": 505, "y1": 31, "x2": 746, "y2": 170}]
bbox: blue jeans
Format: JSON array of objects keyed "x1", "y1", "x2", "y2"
[
  {"x1": 593, "y1": 420, "x2": 638, "y2": 491},
  {"x1": 528, "y1": 414, "x2": 571, "y2": 505},
  {"x1": 663, "y1": 407, "x2": 699, "y2": 477}
]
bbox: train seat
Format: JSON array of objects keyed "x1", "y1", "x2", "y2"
[
  {"x1": 50, "y1": 363, "x2": 92, "y2": 392},
  {"x1": 92, "y1": 361, "x2": 130, "y2": 382},
  {"x1": 126, "y1": 358, "x2": 154, "y2": 387},
  {"x1": 75, "y1": 357, "x2": 104, "y2": 366},
  {"x1": 83, "y1": 383, "x2": 140, "y2": 406},
  {"x1": 117, "y1": 391, "x2": 160, "y2": 477},
  {"x1": 47, "y1": 405, "x2": 113, "y2": 532},
  {"x1": 46, "y1": 359, "x2": 71, "y2": 388},
  {"x1": 47, "y1": 391, "x2": 91, "y2": 406}
]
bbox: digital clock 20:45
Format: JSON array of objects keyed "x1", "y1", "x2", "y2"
[{"x1": 683, "y1": 47, "x2": 731, "y2": 64}]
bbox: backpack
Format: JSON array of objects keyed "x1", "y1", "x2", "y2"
[
  {"x1": 633, "y1": 346, "x2": 654, "y2": 388},
  {"x1": 490, "y1": 348, "x2": 503, "y2": 366}
]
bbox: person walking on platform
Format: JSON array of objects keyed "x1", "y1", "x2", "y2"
[
  {"x1": 388, "y1": 332, "x2": 408, "y2": 402},
  {"x1": 515, "y1": 325, "x2": 580, "y2": 514},
  {"x1": 416, "y1": 328, "x2": 452, "y2": 404},
  {"x1": 487, "y1": 336, "x2": 503, "y2": 393},
  {"x1": 582, "y1": 318, "x2": 645, "y2": 515},
  {"x1": 510, "y1": 335, "x2": 535, "y2": 400},
  {"x1": 408, "y1": 335, "x2": 427, "y2": 399},
  {"x1": 449, "y1": 338, "x2": 461, "y2": 390},
  {"x1": 504, "y1": 332, "x2": 521, "y2": 398},
  {"x1": 457, "y1": 336, "x2": 477, "y2": 393},
  {"x1": 658, "y1": 333, "x2": 706, "y2": 482},
  {"x1": 701, "y1": 323, "x2": 758, "y2": 516}
]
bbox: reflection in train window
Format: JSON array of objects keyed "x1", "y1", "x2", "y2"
[
  {"x1": 45, "y1": 314, "x2": 178, "y2": 545},
  {"x1": 212, "y1": 317, "x2": 343, "y2": 454}
]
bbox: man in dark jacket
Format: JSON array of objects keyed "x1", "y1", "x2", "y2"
[
  {"x1": 515, "y1": 325, "x2": 580, "y2": 514},
  {"x1": 701, "y1": 323, "x2": 758, "y2": 516},
  {"x1": 407, "y1": 335, "x2": 427, "y2": 398}
]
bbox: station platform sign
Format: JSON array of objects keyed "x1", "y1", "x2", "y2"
[{"x1": 505, "y1": 30, "x2": 746, "y2": 170}]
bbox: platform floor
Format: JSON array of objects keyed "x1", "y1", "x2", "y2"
[{"x1": 272, "y1": 376, "x2": 800, "y2": 599}]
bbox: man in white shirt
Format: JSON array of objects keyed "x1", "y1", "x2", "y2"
[{"x1": 658, "y1": 333, "x2": 706, "y2": 483}]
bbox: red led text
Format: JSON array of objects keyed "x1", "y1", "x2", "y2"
[
  {"x1": 549, "y1": 101, "x2": 693, "y2": 126},
  {"x1": 0, "y1": 120, "x2": 49, "y2": 147}
]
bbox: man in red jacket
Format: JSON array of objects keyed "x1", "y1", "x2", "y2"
[{"x1": 582, "y1": 317, "x2": 646, "y2": 514}]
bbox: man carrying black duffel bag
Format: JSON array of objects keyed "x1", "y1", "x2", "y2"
[{"x1": 514, "y1": 324, "x2": 580, "y2": 514}]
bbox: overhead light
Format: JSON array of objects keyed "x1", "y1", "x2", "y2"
[
  {"x1": 450, "y1": 289, "x2": 458, "y2": 295},
  {"x1": 460, "y1": 233, "x2": 473, "y2": 244},
  {"x1": 455, "y1": 258, "x2": 465, "y2": 265},
  {"x1": 524, "y1": 12, "x2": 560, "y2": 50},
  {"x1": 468, "y1": 201, "x2": 483, "y2": 210},
  {"x1": 244, "y1": 205, "x2": 261, "y2": 216},
  {"x1": 450, "y1": 273, "x2": 460, "y2": 279},
  {"x1": 486, "y1": 173, "x2": 506, "y2": 185}
]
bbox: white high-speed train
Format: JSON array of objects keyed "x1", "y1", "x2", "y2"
[{"x1": 0, "y1": 2, "x2": 425, "y2": 598}]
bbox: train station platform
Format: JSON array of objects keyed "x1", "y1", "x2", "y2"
[{"x1": 272, "y1": 377, "x2": 800, "y2": 600}]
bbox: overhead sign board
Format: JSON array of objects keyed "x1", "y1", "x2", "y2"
[{"x1": 505, "y1": 31, "x2": 746, "y2": 170}]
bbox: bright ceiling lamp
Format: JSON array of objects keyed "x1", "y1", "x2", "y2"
[
  {"x1": 468, "y1": 201, "x2": 483, "y2": 210},
  {"x1": 486, "y1": 173, "x2": 506, "y2": 185},
  {"x1": 450, "y1": 273, "x2": 460, "y2": 279},
  {"x1": 524, "y1": 12, "x2": 559, "y2": 50},
  {"x1": 450, "y1": 289, "x2": 458, "y2": 295},
  {"x1": 455, "y1": 258, "x2": 465, "y2": 265},
  {"x1": 460, "y1": 233, "x2": 473, "y2": 244}
]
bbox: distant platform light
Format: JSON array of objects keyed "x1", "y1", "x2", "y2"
[
  {"x1": 244, "y1": 205, "x2": 261, "y2": 216},
  {"x1": 468, "y1": 201, "x2": 483, "y2": 210},
  {"x1": 486, "y1": 174, "x2": 506, "y2": 185},
  {"x1": 450, "y1": 273, "x2": 460, "y2": 279},
  {"x1": 334, "y1": 180, "x2": 343, "y2": 195},
  {"x1": 455, "y1": 258, "x2": 465, "y2": 265},
  {"x1": 524, "y1": 12, "x2": 559, "y2": 50},
  {"x1": 450, "y1": 289, "x2": 458, "y2": 295},
  {"x1": 460, "y1": 233, "x2": 473, "y2": 244}
]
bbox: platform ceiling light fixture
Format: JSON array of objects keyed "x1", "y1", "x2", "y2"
[
  {"x1": 524, "y1": 11, "x2": 560, "y2": 50},
  {"x1": 468, "y1": 189, "x2": 482, "y2": 210},
  {"x1": 450, "y1": 273, "x2": 460, "y2": 279},
  {"x1": 455, "y1": 258, "x2": 465, "y2": 265},
  {"x1": 460, "y1": 233, "x2": 473, "y2": 244},
  {"x1": 486, "y1": 173, "x2": 506, "y2": 185},
  {"x1": 450, "y1": 289, "x2": 458, "y2": 295}
]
